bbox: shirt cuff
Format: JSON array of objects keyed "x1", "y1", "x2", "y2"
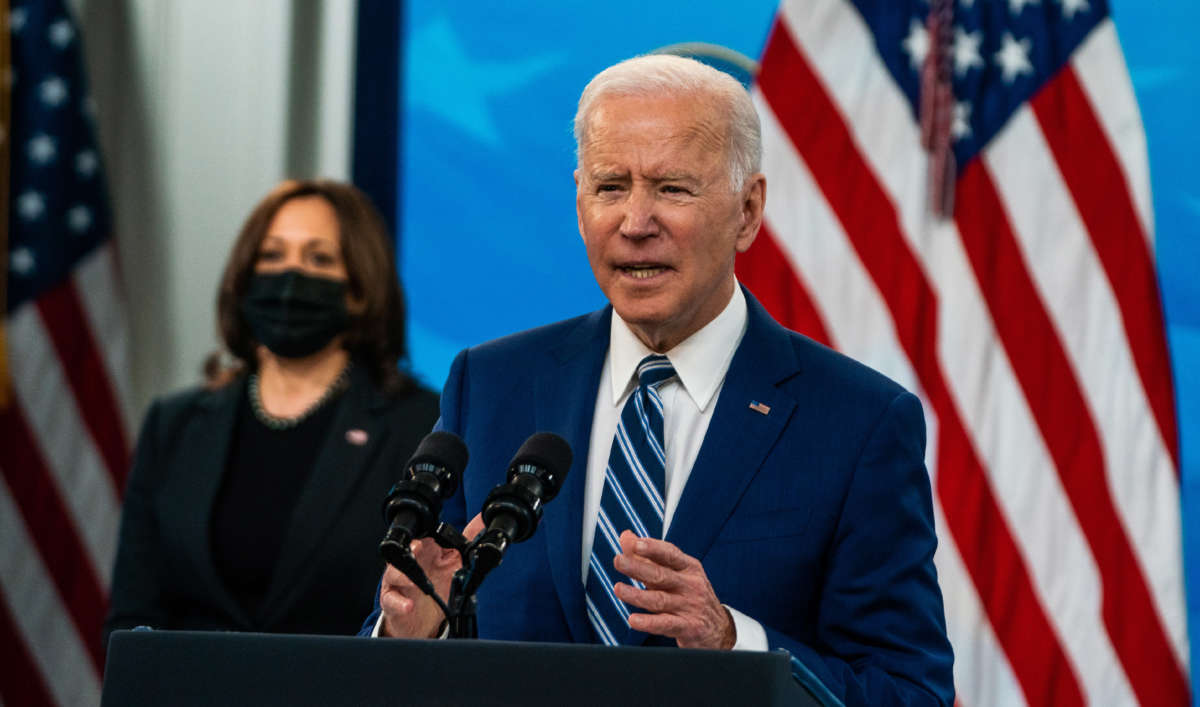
[{"x1": 726, "y1": 605, "x2": 768, "y2": 652}]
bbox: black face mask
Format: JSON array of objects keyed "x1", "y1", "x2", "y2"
[{"x1": 240, "y1": 270, "x2": 350, "y2": 359}]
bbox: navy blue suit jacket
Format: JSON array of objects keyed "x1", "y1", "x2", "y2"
[{"x1": 364, "y1": 290, "x2": 953, "y2": 705}]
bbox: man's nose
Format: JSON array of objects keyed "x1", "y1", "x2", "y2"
[{"x1": 620, "y1": 188, "x2": 659, "y2": 239}]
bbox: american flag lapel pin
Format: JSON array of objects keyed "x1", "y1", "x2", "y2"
[{"x1": 748, "y1": 400, "x2": 771, "y2": 415}]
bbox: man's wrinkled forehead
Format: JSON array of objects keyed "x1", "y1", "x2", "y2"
[{"x1": 578, "y1": 93, "x2": 729, "y2": 160}]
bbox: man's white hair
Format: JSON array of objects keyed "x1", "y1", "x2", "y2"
[{"x1": 573, "y1": 54, "x2": 762, "y2": 191}]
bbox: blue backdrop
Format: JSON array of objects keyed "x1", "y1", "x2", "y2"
[
  {"x1": 383, "y1": 0, "x2": 1199, "y2": 690},
  {"x1": 396, "y1": 2, "x2": 776, "y2": 385}
]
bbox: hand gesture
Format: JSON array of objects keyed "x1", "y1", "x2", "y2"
[
  {"x1": 611, "y1": 530, "x2": 735, "y2": 650},
  {"x1": 379, "y1": 537, "x2": 459, "y2": 638}
]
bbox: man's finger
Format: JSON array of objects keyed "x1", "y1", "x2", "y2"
[
  {"x1": 613, "y1": 582, "x2": 676, "y2": 614},
  {"x1": 380, "y1": 589, "x2": 414, "y2": 613},
  {"x1": 627, "y1": 611, "x2": 689, "y2": 638},
  {"x1": 381, "y1": 563, "x2": 410, "y2": 589},
  {"x1": 618, "y1": 530, "x2": 693, "y2": 571},
  {"x1": 612, "y1": 551, "x2": 683, "y2": 590},
  {"x1": 464, "y1": 513, "x2": 485, "y2": 541},
  {"x1": 380, "y1": 569, "x2": 415, "y2": 615}
]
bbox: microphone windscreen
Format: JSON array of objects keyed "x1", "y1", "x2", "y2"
[
  {"x1": 507, "y1": 432, "x2": 573, "y2": 500},
  {"x1": 409, "y1": 430, "x2": 470, "y2": 478}
]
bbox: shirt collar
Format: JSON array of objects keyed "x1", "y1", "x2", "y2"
[{"x1": 608, "y1": 283, "x2": 748, "y2": 411}]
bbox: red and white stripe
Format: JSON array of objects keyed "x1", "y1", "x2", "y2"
[
  {"x1": 1, "y1": 241, "x2": 131, "y2": 706},
  {"x1": 739, "y1": 0, "x2": 1188, "y2": 704}
]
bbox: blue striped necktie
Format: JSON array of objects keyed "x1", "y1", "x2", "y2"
[{"x1": 585, "y1": 354, "x2": 676, "y2": 645}]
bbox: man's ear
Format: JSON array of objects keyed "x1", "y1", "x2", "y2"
[
  {"x1": 735, "y1": 174, "x2": 766, "y2": 253},
  {"x1": 575, "y1": 169, "x2": 586, "y2": 240}
]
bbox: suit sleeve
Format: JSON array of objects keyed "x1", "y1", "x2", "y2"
[
  {"x1": 435, "y1": 348, "x2": 469, "y2": 530},
  {"x1": 762, "y1": 391, "x2": 954, "y2": 707},
  {"x1": 359, "y1": 348, "x2": 471, "y2": 637},
  {"x1": 103, "y1": 400, "x2": 171, "y2": 647}
]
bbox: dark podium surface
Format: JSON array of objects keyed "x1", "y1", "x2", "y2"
[{"x1": 102, "y1": 630, "x2": 817, "y2": 706}]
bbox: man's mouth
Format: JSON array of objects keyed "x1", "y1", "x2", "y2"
[{"x1": 619, "y1": 265, "x2": 667, "y2": 279}]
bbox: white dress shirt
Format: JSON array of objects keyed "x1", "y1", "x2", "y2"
[{"x1": 582, "y1": 284, "x2": 768, "y2": 651}]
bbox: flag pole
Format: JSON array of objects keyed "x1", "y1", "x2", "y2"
[{"x1": 1, "y1": 0, "x2": 13, "y2": 407}]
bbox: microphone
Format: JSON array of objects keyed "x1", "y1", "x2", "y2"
[
  {"x1": 379, "y1": 431, "x2": 468, "y2": 568},
  {"x1": 444, "y1": 432, "x2": 572, "y2": 638},
  {"x1": 473, "y1": 432, "x2": 573, "y2": 567}
]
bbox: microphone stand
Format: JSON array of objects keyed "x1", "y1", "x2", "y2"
[
  {"x1": 445, "y1": 526, "x2": 513, "y2": 639},
  {"x1": 391, "y1": 523, "x2": 513, "y2": 639},
  {"x1": 446, "y1": 567, "x2": 478, "y2": 639},
  {"x1": 389, "y1": 522, "x2": 486, "y2": 639},
  {"x1": 386, "y1": 431, "x2": 571, "y2": 639}
]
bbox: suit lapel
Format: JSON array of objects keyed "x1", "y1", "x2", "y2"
[
  {"x1": 258, "y1": 366, "x2": 385, "y2": 622},
  {"x1": 665, "y1": 291, "x2": 801, "y2": 563},
  {"x1": 534, "y1": 308, "x2": 610, "y2": 644},
  {"x1": 172, "y1": 381, "x2": 253, "y2": 627},
  {"x1": 522, "y1": 294, "x2": 800, "y2": 641}
]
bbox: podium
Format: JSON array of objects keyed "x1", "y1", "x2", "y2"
[{"x1": 102, "y1": 630, "x2": 818, "y2": 706}]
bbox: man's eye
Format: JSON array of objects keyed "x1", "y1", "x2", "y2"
[
  {"x1": 597, "y1": 184, "x2": 622, "y2": 193},
  {"x1": 662, "y1": 185, "x2": 689, "y2": 195}
]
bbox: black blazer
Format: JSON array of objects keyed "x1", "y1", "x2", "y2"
[{"x1": 103, "y1": 365, "x2": 439, "y2": 646}]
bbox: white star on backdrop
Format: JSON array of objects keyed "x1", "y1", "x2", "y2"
[
  {"x1": 953, "y1": 28, "x2": 983, "y2": 76},
  {"x1": 48, "y1": 18, "x2": 74, "y2": 48},
  {"x1": 407, "y1": 17, "x2": 562, "y2": 148},
  {"x1": 9, "y1": 7, "x2": 28, "y2": 33},
  {"x1": 902, "y1": 19, "x2": 930, "y2": 70},
  {"x1": 76, "y1": 149, "x2": 98, "y2": 177},
  {"x1": 1009, "y1": 0, "x2": 1040, "y2": 14},
  {"x1": 40, "y1": 76, "x2": 69, "y2": 107},
  {"x1": 28, "y1": 133, "x2": 57, "y2": 164},
  {"x1": 952, "y1": 102, "x2": 973, "y2": 140},
  {"x1": 67, "y1": 205, "x2": 93, "y2": 233},
  {"x1": 995, "y1": 32, "x2": 1034, "y2": 83},
  {"x1": 17, "y1": 190, "x2": 45, "y2": 221},
  {"x1": 1058, "y1": 0, "x2": 1090, "y2": 19},
  {"x1": 10, "y1": 247, "x2": 36, "y2": 276}
]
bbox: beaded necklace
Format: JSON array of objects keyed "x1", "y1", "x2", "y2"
[{"x1": 249, "y1": 362, "x2": 351, "y2": 431}]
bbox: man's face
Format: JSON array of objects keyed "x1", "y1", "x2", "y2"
[{"x1": 575, "y1": 92, "x2": 764, "y2": 352}]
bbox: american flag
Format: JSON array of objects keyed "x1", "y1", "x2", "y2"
[
  {"x1": 738, "y1": 0, "x2": 1187, "y2": 704},
  {"x1": 1, "y1": 1, "x2": 132, "y2": 705}
]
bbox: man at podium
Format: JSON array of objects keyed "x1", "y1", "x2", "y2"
[{"x1": 363, "y1": 54, "x2": 954, "y2": 707}]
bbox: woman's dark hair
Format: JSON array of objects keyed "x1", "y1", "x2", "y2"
[{"x1": 207, "y1": 179, "x2": 415, "y2": 393}]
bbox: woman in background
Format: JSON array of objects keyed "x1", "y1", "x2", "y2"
[{"x1": 104, "y1": 180, "x2": 439, "y2": 643}]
